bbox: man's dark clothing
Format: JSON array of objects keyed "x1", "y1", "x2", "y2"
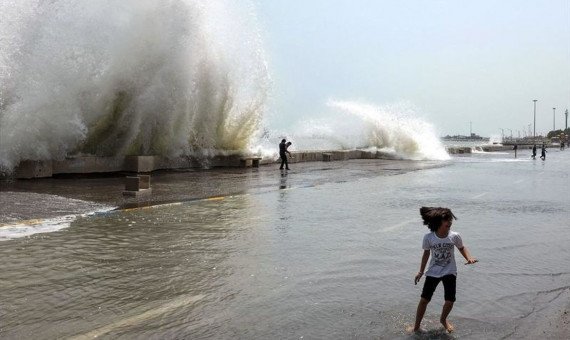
[{"x1": 279, "y1": 141, "x2": 289, "y2": 170}]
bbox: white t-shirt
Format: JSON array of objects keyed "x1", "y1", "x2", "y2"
[{"x1": 422, "y1": 231, "x2": 464, "y2": 277}]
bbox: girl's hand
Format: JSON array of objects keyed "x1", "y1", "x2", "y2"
[
  {"x1": 464, "y1": 258, "x2": 478, "y2": 265},
  {"x1": 414, "y1": 272, "x2": 423, "y2": 285}
]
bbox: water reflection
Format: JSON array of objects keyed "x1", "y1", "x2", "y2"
[{"x1": 279, "y1": 170, "x2": 288, "y2": 190}]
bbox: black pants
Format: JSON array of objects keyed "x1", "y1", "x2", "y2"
[
  {"x1": 421, "y1": 274, "x2": 457, "y2": 302},
  {"x1": 279, "y1": 153, "x2": 289, "y2": 169}
]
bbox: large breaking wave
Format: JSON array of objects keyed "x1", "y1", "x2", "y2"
[{"x1": 0, "y1": 0, "x2": 270, "y2": 171}]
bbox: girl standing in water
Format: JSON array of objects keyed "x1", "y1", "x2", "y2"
[{"x1": 413, "y1": 207, "x2": 478, "y2": 333}]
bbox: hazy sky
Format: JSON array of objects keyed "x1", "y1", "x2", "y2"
[{"x1": 255, "y1": 1, "x2": 570, "y2": 137}]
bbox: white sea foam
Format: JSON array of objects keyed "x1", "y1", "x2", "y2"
[
  {"x1": 0, "y1": 215, "x2": 77, "y2": 241},
  {"x1": 0, "y1": 0, "x2": 269, "y2": 171},
  {"x1": 0, "y1": 206, "x2": 116, "y2": 241},
  {"x1": 0, "y1": 192, "x2": 115, "y2": 241},
  {"x1": 255, "y1": 100, "x2": 450, "y2": 161}
]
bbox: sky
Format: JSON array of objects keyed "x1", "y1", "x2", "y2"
[{"x1": 254, "y1": 0, "x2": 570, "y2": 137}]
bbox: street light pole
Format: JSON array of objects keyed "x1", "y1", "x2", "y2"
[
  {"x1": 533, "y1": 100, "x2": 537, "y2": 141},
  {"x1": 553, "y1": 107, "x2": 556, "y2": 131},
  {"x1": 566, "y1": 109, "x2": 569, "y2": 130}
]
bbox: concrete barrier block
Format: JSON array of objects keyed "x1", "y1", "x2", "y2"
[
  {"x1": 125, "y1": 156, "x2": 156, "y2": 173},
  {"x1": 139, "y1": 175, "x2": 151, "y2": 189},
  {"x1": 14, "y1": 160, "x2": 53, "y2": 179},
  {"x1": 125, "y1": 176, "x2": 140, "y2": 191},
  {"x1": 123, "y1": 188, "x2": 152, "y2": 197},
  {"x1": 123, "y1": 175, "x2": 152, "y2": 197}
]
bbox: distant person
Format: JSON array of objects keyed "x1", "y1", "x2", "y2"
[
  {"x1": 531, "y1": 145, "x2": 537, "y2": 159},
  {"x1": 561, "y1": 141, "x2": 565, "y2": 151},
  {"x1": 540, "y1": 145, "x2": 547, "y2": 160},
  {"x1": 279, "y1": 139, "x2": 291, "y2": 170},
  {"x1": 513, "y1": 144, "x2": 518, "y2": 158},
  {"x1": 413, "y1": 207, "x2": 477, "y2": 333}
]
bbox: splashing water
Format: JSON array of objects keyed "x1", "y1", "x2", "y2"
[
  {"x1": 488, "y1": 135, "x2": 503, "y2": 145},
  {"x1": 260, "y1": 100, "x2": 449, "y2": 161},
  {"x1": 0, "y1": 0, "x2": 270, "y2": 171}
]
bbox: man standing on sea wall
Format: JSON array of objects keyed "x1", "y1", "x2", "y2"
[{"x1": 279, "y1": 139, "x2": 291, "y2": 170}]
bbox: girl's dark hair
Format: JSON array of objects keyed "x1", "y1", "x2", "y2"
[{"x1": 419, "y1": 207, "x2": 457, "y2": 232}]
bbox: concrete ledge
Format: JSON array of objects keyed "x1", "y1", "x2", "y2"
[
  {"x1": 239, "y1": 157, "x2": 262, "y2": 168},
  {"x1": 375, "y1": 151, "x2": 395, "y2": 159},
  {"x1": 14, "y1": 161, "x2": 53, "y2": 179},
  {"x1": 156, "y1": 157, "x2": 200, "y2": 170},
  {"x1": 447, "y1": 147, "x2": 473, "y2": 154},
  {"x1": 12, "y1": 150, "x2": 393, "y2": 178},
  {"x1": 125, "y1": 156, "x2": 157, "y2": 173},
  {"x1": 14, "y1": 144, "x2": 529, "y2": 178},
  {"x1": 53, "y1": 156, "x2": 124, "y2": 174},
  {"x1": 207, "y1": 155, "x2": 240, "y2": 168},
  {"x1": 480, "y1": 145, "x2": 515, "y2": 152},
  {"x1": 289, "y1": 151, "x2": 322, "y2": 163}
]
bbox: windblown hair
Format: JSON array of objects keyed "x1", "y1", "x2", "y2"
[{"x1": 419, "y1": 207, "x2": 457, "y2": 232}]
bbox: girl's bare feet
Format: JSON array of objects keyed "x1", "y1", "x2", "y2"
[
  {"x1": 440, "y1": 319, "x2": 454, "y2": 333},
  {"x1": 407, "y1": 325, "x2": 425, "y2": 333}
]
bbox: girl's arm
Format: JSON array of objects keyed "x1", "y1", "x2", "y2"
[
  {"x1": 414, "y1": 250, "x2": 430, "y2": 285},
  {"x1": 458, "y1": 247, "x2": 478, "y2": 264}
]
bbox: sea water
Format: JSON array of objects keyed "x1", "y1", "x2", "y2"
[{"x1": 0, "y1": 148, "x2": 568, "y2": 339}]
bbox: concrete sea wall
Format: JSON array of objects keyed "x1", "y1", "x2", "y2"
[
  {"x1": 12, "y1": 144, "x2": 553, "y2": 179},
  {"x1": 10, "y1": 150, "x2": 396, "y2": 179}
]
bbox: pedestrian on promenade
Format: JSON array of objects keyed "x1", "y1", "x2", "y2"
[
  {"x1": 531, "y1": 145, "x2": 537, "y2": 159},
  {"x1": 279, "y1": 139, "x2": 291, "y2": 170},
  {"x1": 540, "y1": 145, "x2": 547, "y2": 160},
  {"x1": 413, "y1": 207, "x2": 478, "y2": 333},
  {"x1": 513, "y1": 144, "x2": 518, "y2": 158}
]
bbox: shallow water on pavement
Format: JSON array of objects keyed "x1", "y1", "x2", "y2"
[{"x1": 1, "y1": 148, "x2": 569, "y2": 339}]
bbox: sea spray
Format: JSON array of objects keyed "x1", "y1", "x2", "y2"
[
  {"x1": 262, "y1": 100, "x2": 450, "y2": 161},
  {"x1": 0, "y1": 0, "x2": 269, "y2": 171}
]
